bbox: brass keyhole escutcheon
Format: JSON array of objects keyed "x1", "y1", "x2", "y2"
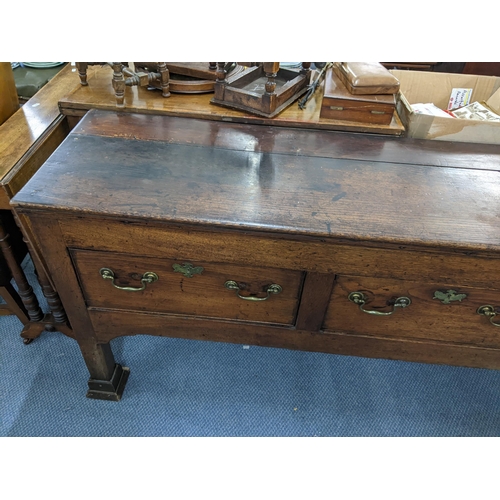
[
  {"x1": 433, "y1": 290, "x2": 467, "y2": 304},
  {"x1": 172, "y1": 262, "x2": 204, "y2": 278}
]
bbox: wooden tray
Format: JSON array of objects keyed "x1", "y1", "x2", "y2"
[
  {"x1": 211, "y1": 64, "x2": 310, "y2": 118},
  {"x1": 58, "y1": 63, "x2": 405, "y2": 136}
]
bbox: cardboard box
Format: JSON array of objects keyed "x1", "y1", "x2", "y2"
[{"x1": 391, "y1": 69, "x2": 500, "y2": 144}]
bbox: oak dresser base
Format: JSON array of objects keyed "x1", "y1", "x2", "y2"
[{"x1": 12, "y1": 109, "x2": 500, "y2": 400}]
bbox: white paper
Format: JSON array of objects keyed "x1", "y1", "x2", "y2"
[
  {"x1": 412, "y1": 102, "x2": 453, "y2": 118},
  {"x1": 448, "y1": 88, "x2": 473, "y2": 110}
]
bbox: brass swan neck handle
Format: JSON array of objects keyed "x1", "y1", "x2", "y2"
[{"x1": 348, "y1": 291, "x2": 411, "y2": 316}]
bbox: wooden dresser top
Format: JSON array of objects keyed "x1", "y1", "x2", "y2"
[{"x1": 11, "y1": 109, "x2": 500, "y2": 252}]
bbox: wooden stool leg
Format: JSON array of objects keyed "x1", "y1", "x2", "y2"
[
  {"x1": 263, "y1": 62, "x2": 280, "y2": 95},
  {"x1": 11, "y1": 211, "x2": 73, "y2": 343},
  {"x1": 75, "y1": 62, "x2": 89, "y2": 85},
  {"x1": 0, "y1": 222, "x2": 44, "y2": 323},
  {"x1": 157, "y1": 62, "x2": 170, "y2": 98},
  {"x1": 112, "y1": 62, "x2": 126, "y2": 106},
  {"x1": 0, "y1": 283, "x2": 30, "y2": 324},
  {"x1": 216, "y1": 62, "x2": 226, "y2": 83}
]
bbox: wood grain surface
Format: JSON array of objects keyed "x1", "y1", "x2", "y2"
[
  {"x1": 324, "y1": 275, "x2": 500, "y2": 347},
  {"x1": 71, "y1": 249, "x2": 303, "y2": 325},
  {"x1": 87, "y1": 308, "x2": 500, "y2": 370},
  {"x1": 72, "y1": 110, "x2": 500, "y2": 171},
  {"x1": 13, "y1": 107, "x2": 500, "y2": 389},
  {"x1": 13, "y1": 112, "x2": 500, "y2": 253},
  {"x1": 56, "y1": 216, "x2": 500, "y2": 285}
]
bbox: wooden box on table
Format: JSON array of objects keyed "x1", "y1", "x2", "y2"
[
  {"x1": 320, "y1": 68, "x2": 396, "y2": 125},
  {"x1": 333, "y1": 62, "x2": 400, "y2": 95}
]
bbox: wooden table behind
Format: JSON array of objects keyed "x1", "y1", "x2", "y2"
[
  {"x1": 59, "y1": 64, "x2": 405, "y2": 136},
  {"x1": 0, "y1": 63, "x2": 81, "y2": 209},
  {"x1": 0, "y1": 63, "x2": 83, "y2": 335}
]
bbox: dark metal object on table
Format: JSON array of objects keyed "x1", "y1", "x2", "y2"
[{"x1": 298, "y1": 62, "x2": 332, "y2": 110}]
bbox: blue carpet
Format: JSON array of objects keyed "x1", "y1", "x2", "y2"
[{"x1": 1, "y1": 258, "x2": 500, "y2": 437}]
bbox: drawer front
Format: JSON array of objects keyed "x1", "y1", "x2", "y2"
[
  {"x1": 58, "y1": 217, "x2": 500, "y2": 288},
  {"x1": 323, "y1": 275, "x2": 500, "y2": 348},
  {"x1": 71, "y1": 249, "x2": 303, "y2": 325}
]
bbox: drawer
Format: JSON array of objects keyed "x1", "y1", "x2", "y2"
[
  {"x1": 323, "y1": 275, "x2": 500, "y2": 348},
  {"x1": 70, "y1": 249, "x2": 303, "y2": 325}
]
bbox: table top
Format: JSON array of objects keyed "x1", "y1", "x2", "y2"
[
  {"x1": 0, "y1": 64, "x2": 81, "y2": 208},
  {"x1": 0, "y1": 65, "x2": 77, "y2": 180},
  {"x1": 58, "y1": 64, "x2": 406, "y2": 136},
  {"x1": 12, "y1": 109, "x2": 500, "y2": 254}
]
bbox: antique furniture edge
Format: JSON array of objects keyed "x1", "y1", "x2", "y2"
[
  {"x1": 10, "y1": 108, "x2": 500, "y2": 400},
  {"x1": 10, "y1": 120, "x2": 500, "y2": 256},
  {"x1": 0, "y1": 64, "x2": 81, "y2": 208}
]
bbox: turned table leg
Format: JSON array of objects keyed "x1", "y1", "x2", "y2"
[
  {"x1": 112, "y1": 62, "x2": 126, "y2": 106},
  {"x1": 216, "y1": 62, "x2": 227, "y2": 83},
  {"x1": 264, "y1": 62, "x2": 280, "y2": 95},
  {"x1": 0, "y1": 283, "x2": 30, "y2": 325},
  {"x1": 301, "y1": 62, "x2": 312, "y2": 75},
  {"x1": 157, "y1": 62, "x2": 170, "y2": 98},
  {"x1": 12, "y1": 211, "x2": 73, "y2": 343},
  {"x1": 0, "y1": 221, "x2": 44, "y2": 327},
  {"x1": 75, "y1": 62, "x2": 89, "y2": 85}
]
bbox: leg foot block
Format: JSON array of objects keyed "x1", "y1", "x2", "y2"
[{"x1": 86, "y1": 364, "x2": 130, "y2": 402}]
